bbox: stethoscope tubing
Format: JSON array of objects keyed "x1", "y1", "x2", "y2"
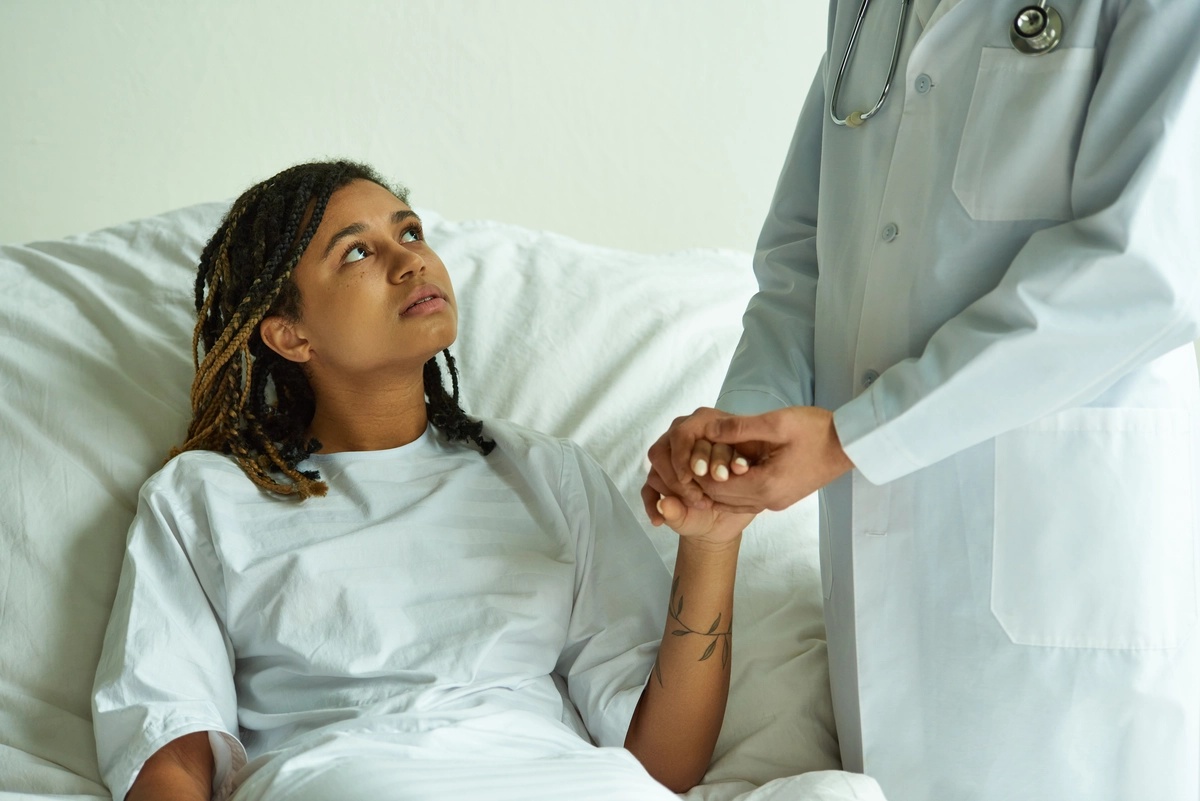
[
  {"x1": 830, "y1": 0, "x2": 911, "y2": 127},
  {"x1": 830, "y1": 0, "x2": 1063, "y2": 128}
]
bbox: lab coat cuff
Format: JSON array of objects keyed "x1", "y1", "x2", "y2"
[
  {"x1": 715, "y1": 389, "x2": 792, "y2": 416},
  {"x1": 833, "y1": 390, "x2": 925, "y2": 485}
]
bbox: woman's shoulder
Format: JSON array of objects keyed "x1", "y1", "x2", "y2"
[
  {"x1": 139, "y1": 449, "x2": 257, "y2": 503},
  {"x1": 478, "y1": 417, "x2": 568, "y2": 453},
  {"x1": 476, "y1": 417, "x2": 609, "y2": 489},
  {"x1": 476, "y1": 417, "x2": 600, "y2": 468},
  {"x1": 158, "y1": 448, "x2": 245, "y2": 478}
]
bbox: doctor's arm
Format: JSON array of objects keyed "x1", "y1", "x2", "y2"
[{"x1": 833, "y1": 3, "x2": 1200, "y2": 485}]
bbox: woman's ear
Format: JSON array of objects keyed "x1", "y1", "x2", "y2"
[{"x1": 259, "y1": 315, "x2": 312, "y2": 363}]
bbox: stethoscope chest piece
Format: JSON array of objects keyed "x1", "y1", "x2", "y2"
[{"x1": 1010, "y1": 3, "x2": 1064, "y2": 54}]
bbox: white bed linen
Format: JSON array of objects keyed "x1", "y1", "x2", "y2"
[{"x1": 0, "y1": 202, "x2": 883, "y2": 800}]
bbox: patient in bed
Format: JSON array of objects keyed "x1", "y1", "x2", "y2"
[{"x1": 91, "y1": 160, "x2": 753, "y2": 801}]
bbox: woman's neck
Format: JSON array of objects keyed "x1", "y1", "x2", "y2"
[{"x1": 306, "y1": 373, "x2": 429, "y2": 453}]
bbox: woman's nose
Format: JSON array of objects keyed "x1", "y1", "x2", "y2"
[{"x1": 386, "y1": 244, "x2": 425, "y2": 284}]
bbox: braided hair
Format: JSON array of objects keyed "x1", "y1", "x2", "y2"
[{"x1": 173, "y1": 159, "x2": 493, "y2": 499}]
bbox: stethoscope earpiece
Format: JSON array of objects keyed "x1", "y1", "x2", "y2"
[{"x1": 1010, "y1": 2, "x2": 1064, "y2": 55}]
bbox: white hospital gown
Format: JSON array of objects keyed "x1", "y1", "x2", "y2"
[{"x1": 92, "y1": 419, "x2": 675, "y2": 801}]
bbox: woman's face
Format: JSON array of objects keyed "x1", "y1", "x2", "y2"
[{"x1": 262, "y1": 179, "x2": 457, "y2": 384}]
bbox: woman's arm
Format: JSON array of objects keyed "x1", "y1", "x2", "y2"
[
  {"x1": 93, "y1": 468, "x2": 246, "y2": 800},
  {"x1": 624, "y1": 499, "x2": 752, "y2": 792},
  {"x1": 126, "y1": 732, "x2": 213, "y2": 801}
]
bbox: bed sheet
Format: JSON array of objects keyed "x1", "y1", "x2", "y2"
[{"x1": 0, "y1": 203, "x2": 882, "y2": 800}]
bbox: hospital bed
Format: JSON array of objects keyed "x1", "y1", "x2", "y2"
[{"x1": 0, "y1": 202, "x2": 884, "y2": 800}]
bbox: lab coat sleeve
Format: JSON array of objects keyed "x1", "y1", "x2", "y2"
[
  {"x1": 716, "y1": 57, "x2": 828, "y2": 415},
  {"x1": 92, "y1": 469, "x2": 245, "y2": 801},
  {"x1": 835, "y1": 2, "x2": 1200, "y2": 484},
  {"x1": 554, "y1": 441, "x2": 670, "y2": 749}
]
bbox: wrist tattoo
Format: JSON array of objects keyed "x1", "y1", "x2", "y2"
[{"x1": 653, "y1": 577, "x2": 732, "y2": 687}]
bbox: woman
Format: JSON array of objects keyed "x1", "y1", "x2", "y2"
[{"x1": 92, "y1": 161, "x2": 752, "y2": 801}]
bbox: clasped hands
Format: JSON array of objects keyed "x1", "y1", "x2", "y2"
[{"x1": 641, "y1": 406, "x2": 855, "y2": 526}]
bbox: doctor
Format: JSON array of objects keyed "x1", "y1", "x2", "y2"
[{"x1": 644, "y1": 1, "x2": 1200, "y2": 799}]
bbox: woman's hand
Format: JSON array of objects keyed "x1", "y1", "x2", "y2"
[
  {"x1": 653, "y1": 493, "x2": 753, "y2": 549},
  {"x1": 685, "y1": 439, "x2": 750, "y2": 484}
]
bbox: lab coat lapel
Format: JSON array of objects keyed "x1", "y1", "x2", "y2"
[
  {"x1": 913, "y1": 0, "x2": 940, "y2": 28},
  {"x1": 922, "y1": 0, "x2": 967, "y2": 29}
]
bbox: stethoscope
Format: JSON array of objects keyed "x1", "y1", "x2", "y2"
[{"x1": 830, "y1": 1, "x2": 1066, "y2": 127}]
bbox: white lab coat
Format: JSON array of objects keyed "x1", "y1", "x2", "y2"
[{"x1": 718, "y1": 1, "x2": 1200, "y2": 799}]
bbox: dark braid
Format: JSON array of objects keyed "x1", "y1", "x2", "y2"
[
  {"x1": 424, "y1": 350, "x2": 493, "y2": 454},
  {"x1": 173, "y1": 159, "x2": 492, "y2": 500}
]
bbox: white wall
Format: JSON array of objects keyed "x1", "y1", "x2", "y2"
[
  {"x1": 3, "y1": 1, "x2": 1195, "y2": 368},
  {"x1": 0, "y1": 0, "x2": 825, "y2": 253}
]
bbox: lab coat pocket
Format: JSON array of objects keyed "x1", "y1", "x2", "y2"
[
  {"x1": 953, "y1": 47, "x2": 1095, "y2": 222},
  {"x1": 991, "y1": 407, "x2": 1197, "y2": 649}
]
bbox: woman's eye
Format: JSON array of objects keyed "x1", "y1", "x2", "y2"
[
  {"x1": 401, "y1": 228, "x2": 421, "y2": 243},
  {"x1": 344, "y1": 245, "x2": 369, "y2": 264}
]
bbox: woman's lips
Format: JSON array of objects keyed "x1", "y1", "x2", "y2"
[{"x1": 401, "y1": 294, "x2": 448, "y2": 317}]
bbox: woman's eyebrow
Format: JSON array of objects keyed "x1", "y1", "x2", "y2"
[{"x1": 321, "y1": 210, "x2": 420, "y2": 260}]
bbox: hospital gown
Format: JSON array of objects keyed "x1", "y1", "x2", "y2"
[{"x1": 92, "y1": 419, "x2": 675, "y2": 801}]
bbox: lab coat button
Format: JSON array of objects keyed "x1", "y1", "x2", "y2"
[
  {"x1": 862, "y1": 369, "x2": 879, "y2": 388},
  {"x1": 915, "y1": 74, "x2": 932, "y2": 94},
  {"x1": 882, "y1": 223, "x2": 899, "y2": 242}
]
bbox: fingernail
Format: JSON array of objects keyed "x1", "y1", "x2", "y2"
[
  {"x1": 655, "y1": 498, "x2": 664, "y2": 515},
  {"x1": 692, "y1": 459, "x2": 708, "y2": 477},
  {"x1": 713, "y1": 464, "x2": 729, "y2": 481},
  {"x1": 734, "y1": 456, "x2": 749, "y2": 469}
]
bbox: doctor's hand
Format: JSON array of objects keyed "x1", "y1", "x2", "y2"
[
  {"x1": 642, "y1": 407, "x2": 747, "y2": 524},
  {"x1": 643, "y1": 407, "x2": 859, "y2": 520},
  {"x1": 671, "y1": 406, "x2": 855, "y2": 515}
]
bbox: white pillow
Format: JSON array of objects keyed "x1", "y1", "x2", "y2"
[{"x1": 0, "y1": 202, "x2": 839, "y2": 799}]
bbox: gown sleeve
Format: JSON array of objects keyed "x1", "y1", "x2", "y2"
[
  {"x1": 92, "y1": 464, "x2": 246, "y2": 801},
  {"x1": 835, "y1": 2, "x2": 1200, "y2": 483},
  {"x1": 717, "y1": 57, "x2": 828, "y2": 415},
  {"x1": 553, "y1": 441, "x2": 671, "y2": 749}
]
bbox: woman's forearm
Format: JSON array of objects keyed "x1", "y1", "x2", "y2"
[
  {"x1": 624, "y1": 535, "x2": 741, "y2": 792},
  {"x1": 126, "y1": 731, "x2": 213, "y2": 801}
]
